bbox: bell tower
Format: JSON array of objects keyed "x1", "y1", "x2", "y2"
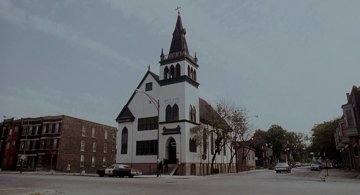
[{"x1": 158, "y1": 11, "x2": 200, "y2": 165}]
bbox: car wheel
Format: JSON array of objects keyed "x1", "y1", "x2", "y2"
[{"x1": 129, "y1": 175, "x2": 133, "y2": 178}]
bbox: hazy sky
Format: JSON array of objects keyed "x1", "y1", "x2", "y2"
[{"x1": 1, "y1": 0, "x2": 359, "y2": 135}]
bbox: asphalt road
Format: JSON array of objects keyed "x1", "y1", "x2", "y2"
[{"x1": 0, "y1": 167, "x2": 359, "y2": 195}]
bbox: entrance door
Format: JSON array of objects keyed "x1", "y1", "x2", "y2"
[{"x1": 168, "y1": 138, "x2": 177, "y2": 164}]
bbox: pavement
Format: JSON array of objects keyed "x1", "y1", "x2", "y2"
[{"x1": 1, "y1": 168, "x2": 360, "y2": 180}]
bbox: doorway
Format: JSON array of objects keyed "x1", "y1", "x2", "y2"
[{"x1": 168, "y1": 138, "x2": 177, "y2": 164}]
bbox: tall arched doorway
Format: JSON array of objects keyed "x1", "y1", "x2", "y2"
[{"x1": 167, "y1": 138, "x2": 177, "y2": 164}]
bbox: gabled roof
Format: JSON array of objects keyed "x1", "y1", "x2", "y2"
[
  {"x1": 169, "y1": 13, "x2": 189, "y2": 55},
  {"x1": 116, "y1": 70, "x2": 159, "y2": 123}
]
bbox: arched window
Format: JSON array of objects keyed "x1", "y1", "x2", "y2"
[
  {"x1": 176, "y1": 64, "x2": 181, "y2": 77},
  {"x1": 190, "y1": 68, "x2": 193, "y2": 79},
  {"x1": 188, "y1": 66, "x2": 191, "y2": 77},
  {"x1": 193, "y1": 70, "x2": 197, "y2": 81},
  {"x1": 121, "y1": 127, "x2": 128, "y2": 154},
  {"x1": 166, "y1": 105, "x2": 172, "y2": 121},
  {"x1": 192, "y1": 107, "x2": 196, "y2": 122},
  {"x1": 164, "y1": 67, "x2": 169, "y2": 79},
  {"x1": 189, "y1": 105, "x2": 193, "y2": 121},
  {"x1": 172, "y1": 104, "x2": 179, "y2": 120},
  {"x1": 170, "y1": 65, "x2": 175, "y2": 78}
]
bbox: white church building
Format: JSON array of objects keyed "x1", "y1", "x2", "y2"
[{"x1": 116, "y1": 12, "x2": 235, "y2": 175}]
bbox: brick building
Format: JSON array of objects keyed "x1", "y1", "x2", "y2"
[{"x1": 0, "y1": 115, "x2": 117, "y2": 173}]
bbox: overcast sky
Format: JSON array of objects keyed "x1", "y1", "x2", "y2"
[{"x1": 1, "y1": 0, "x2": 359, "y2": 135}]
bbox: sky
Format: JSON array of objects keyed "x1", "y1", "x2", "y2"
[{"x1": 1, "y1": 0, "x2": 359, "y2": 135}]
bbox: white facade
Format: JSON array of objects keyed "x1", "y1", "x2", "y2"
[{"x1": 115, "y1": 13, "x2": 234, "y2": 175}]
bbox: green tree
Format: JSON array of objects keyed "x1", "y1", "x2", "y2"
[
  {"x1": 266, "y1": 124, "x2": 287, "y2": 160},
  {"x1": 310, "y1": 118, "x2": 341, "y2": 160}
]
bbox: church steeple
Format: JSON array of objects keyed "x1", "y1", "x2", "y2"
[{"x1": 169, "y1": 12, "x2": 189, "y2": 55}]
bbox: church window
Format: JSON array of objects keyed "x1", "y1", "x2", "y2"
[
  {"x1": 138, "y1": 117, "x2": 158, "y2": 131},
  {"x1": 190, "y1": 68, "x2": 193, "y2": 79},
  {"x1": 189, "y1": 138, "x2": 197, "y2": 153},
  {"x1": 176, "y1": 64, "x2": 181, "y2": 77},
  {"x1": 121, "y1": 127, "x2": 128, "y2": 154},
  {"x1": 170, "y1": 65, "x2": 175, "y2": 78},
  {"x1": 136, "y1": 140, "x2": 158, "y2": 155},
  {"x1": 166, "y1": 105, "x2": 172, "y2": 121},
  {"x1": 189, "y1": 105, "x2": 196, "y2": 122},
  {"x1": 173, "y1": 104, "x2": 179, "y2": 120},
  {"x1": 188, "y1": 66, "x2": 191, "y2": 77},
  {"x1": 164, "y1": 67, "x2": 169, "y2": 79},
  {"x1": 145, "y1": 82, "x2": 152, "y2": 91},
  {"x1": 193, "y1": 70, "x2": 197, "y2": 81}
]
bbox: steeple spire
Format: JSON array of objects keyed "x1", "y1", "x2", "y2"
[{"x1": 169, "y1": 11, "x2": 189, "y2": 55}]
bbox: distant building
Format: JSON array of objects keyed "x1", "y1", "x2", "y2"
[
  {"x1": 335, "y1": 85, "x2": 360, "y2": 170},
  {"x1": 115, "y1": 12, "x2": 234, "y2": 175},
  {"x1": 237, "y1": 144, "x2": 256, "y2": 171},
  {"x1": 0, "y1": 115, "x2": 117, "y2": 173}
]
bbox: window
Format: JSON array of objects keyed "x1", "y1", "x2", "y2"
[
  {"x1": 81, "y1": 140, "x2": 85, "y2": 151},
  {"x1": 53, "y1": 139, "x2": 58, "y2": 149},
  {"x1": 170, "y1": 65, "x2": 175, "y2": 78},
  {"x1": 138, "y1": 117, "x2": 158, "y2": 131},
  {"x1": 80, "y1": 155, "x2": 84, "y2": 167},
  {"x1": 0, "y1": 140, "x2": 2, "y2": 151},
  {"x1": 121, "y1": 127, "x2": 128, "y2": 154},
  {"x1": 35, "y1": 126, "x2": 39, "y2": 135},
  {"x1": 345, "y1": 109, "x2": 355, "y2": 128},
  {"x1": 175, "y1": 64, "x2": 181, "y2": 77},
  {"x1": 104, "y1": 143, "x2": 108, "y2": 153},
  {"x1": 172, "y1": 104, "x2": 179, "y2": 120},
  {"x1": 82, "y1": 126, "x2": 86, "y2": 137},
  {"x1": 193, "y1": 70, "x2": 197, "y2": 81},
  {"x1": 211, "y1": 133, "x2": 214, "y2": 155},
  {"x1": 189, "y1": 105, "x2": 196, "y2": 122},
  {"x1": 55, "y1": 123, "x2": 59, "y2": 133},
  {"x1": 93, "y1": 142, "x2": 96, "y2": 152},
  {"x1": 6, "y1": 142, "x2": 10, "y2": 150},
  {"x1": 29, "y1": 126, "x2": 33, "y2": 135},
  {"x1": 164, "y1": 67, "x2": 169, "y2": 79},
  {"x1": 166, "y1": 105, "x2": 172, "y2": 121},
  {"x1": 11, "y1": 141, "x2": 16, "y2": 149},
  {"x1": 40, "y1": 140, "x2": 45, "y2": 149},
  {"x1": 91, "y1": 156, "x2": 95, "y2": 167},
  {"x1": 189, "y1": 138, "x2": 197, "y2": 153},
  {"x1": 92, "y1": 128, "x2": 96, "y2": 138},
  {"x1": 145, "y1": 82, "x2": 153, "y2": 91},
  {"x1": 9, "y1": 129, "x2": 13, "y2": 135},
  {"x1": 103, "y1": 157, "x2": 106, "y2": 167},
  {"x1": 104, "y1": 130, "x2": 108, "y2": 140},
  {"x1": 136, "y1": 140, "x2": 158, "y2": 155},
  {"x1": 42, "y1": 125, "x2": 47, "y2": 134},
  {"x1": 165, "y1": 104, "x2": 179, "y2": 122},
  {"x1": 188, "y1": 66, "x2": 191, "y2": 77}
]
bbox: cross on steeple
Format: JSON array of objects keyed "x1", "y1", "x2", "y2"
[{"x1": 175, "y1": 6, "x2": 181, "y2": 15}]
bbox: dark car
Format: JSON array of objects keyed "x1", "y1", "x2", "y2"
[{"x1": 97, "y1": 164, "x2": 142, "y2": 178}]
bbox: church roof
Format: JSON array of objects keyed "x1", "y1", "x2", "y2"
[
  {"x1": 169, "y1": 13, "x2": 189, "y2": 55},
  {"x1": 116, "y1": 70, "x2": 159, "y2": 123}
]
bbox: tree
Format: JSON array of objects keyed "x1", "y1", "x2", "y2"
[
  {"x1": 215, "y1": 100, "x2": 250, "y2": 172},
  {"x1": 266, "y1": 124, "x2": 287, "y2": 161},
  {"x1": 310, "y1": 118, "x2": 341, "y2": 160}
]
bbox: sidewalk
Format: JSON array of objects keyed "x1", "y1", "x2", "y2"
[{"x1": 320, "y1": 168, "x2": 360, "y2": 181}]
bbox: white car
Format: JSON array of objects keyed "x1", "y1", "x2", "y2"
[{"x1": 275, "y1": 162, "x2": 291, "y2": 173}]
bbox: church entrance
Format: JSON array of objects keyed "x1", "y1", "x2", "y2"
[{"x1": 167, "y1": 138, "x2": 177, "y2": 164}]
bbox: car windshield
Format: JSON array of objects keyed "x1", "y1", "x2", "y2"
[{"x1": 276, "y1": 163, "x2": 288, "y2": 167}]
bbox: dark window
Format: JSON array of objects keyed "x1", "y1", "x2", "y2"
[
  {"x1": 193, "y1": 70, "x2": 197, "y2": 81},
  {"x1": 145, "y1": 82, "x2": 153, "y2": 91},
  {"x1": 211, "y1": 132, "x2": 214, "y2": 155},
  {"x1": 173, "y1": 104, "x2": 179, "y2": 120},
  {"x1": 136, "y1": 140, "x2": 158, "y2": 155},
  {"x1": 166, "y1": 105, "x2": 172, "y2": 121},
  {"x1": 176, "y1": 64, "x2": 181, "y2": 77},
  {"x1": 121, "y1": 127, "x2": 128, "y2": 154},
  {"x1": 203, "y1": 131, "x2": 207, "y2": 153},
  {"x1": 138, "y1": 117, "x2": 158, "y2": 131},
  {"x1": 188, "y1": 66, "x2": 191, "y2": 77},
  {"x1": 189, "y1": 138, "x2": 197, "y2": 153},
  {"x1": 189, "y1": 105, "x2": 196, "y2": 122},
  {"x1": 345, "y1": 109, "x2": 355, "y2": 128},
  {"x1": 164, "y1": 67, "x2": 169, "y2": 79},
  {"x1": 170, "y1": 65, "x2": 175, "y2": 78}
]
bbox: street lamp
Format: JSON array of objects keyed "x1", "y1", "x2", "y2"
[{"x1": 135, "y1": 89, "x2": 160, "y2": 177}]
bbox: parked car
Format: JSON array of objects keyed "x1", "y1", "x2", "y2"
[
  {"x1": 275, "y1": 162, "x2": 291, "y2": 173},
  {"x1": 310, "y1": 162, "x2": 320, "y2": 171},
  {"x1": 97, "y1": 164, "x2": 142, "y2": 178}
]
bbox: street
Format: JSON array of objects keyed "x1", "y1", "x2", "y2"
[{"x1": 0, "y1": 167, "x2": 359, "y2": 195}]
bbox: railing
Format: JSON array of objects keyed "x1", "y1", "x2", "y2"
[{"x1": 161, "y1": 51, "x2": 197, "y2": 62}]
